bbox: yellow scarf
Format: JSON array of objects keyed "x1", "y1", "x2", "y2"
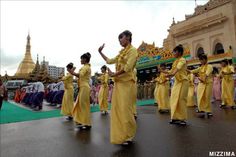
[{"x1": 116, "y1": 44, "x2": 132, "y2": 71}]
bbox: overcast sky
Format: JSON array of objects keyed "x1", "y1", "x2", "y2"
[{"x1": 0, "y1": 0, "x2": 208, "y2": 76}]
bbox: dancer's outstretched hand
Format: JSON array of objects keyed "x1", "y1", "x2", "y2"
[{"x1": 98, "y1": 43, "x2": 105, "y2": 53}]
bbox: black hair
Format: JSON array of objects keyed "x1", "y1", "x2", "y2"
[
  {"x1": 198, "y1": 54, "x2": 207, "y2": 60},
  {"x1": 212, "y1": 67, "x2": 219, "y2": 74},
  {"x1": 101, "y1": 65, "x2": 107, "y2": 71},
  {"x1": 160, "y1": 63, "x2": 166, "y2": 67},
  {"x1": 66, "y1": 62, "x2": 73, "y2": 69},
  {"x1": 221, "y1": 59, "x2": 228, "y2": 65},
  {"x1": 118, "y1": 30, "x2": 132, "y2": 42},
  {"x1": 187, "y1": 66, "x2": 194, "y2": 70},
  {"x1": 228, "y1": 59, "x2": 232, "y2": 65},
  {"x1": 81, "y1": 52, "x2": 91, "y2": 63},
  {"x1": 173, "y1": 44, "x2": 184, "y2": 56}
]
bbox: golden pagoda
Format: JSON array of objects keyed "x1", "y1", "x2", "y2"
[{"x1": 15, "y1": 33, "x2": 35, "y2": 76}]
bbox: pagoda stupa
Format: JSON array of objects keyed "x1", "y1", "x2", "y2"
[{"x1": 15, "y1": 33, "x2": 35, "y2": 77}]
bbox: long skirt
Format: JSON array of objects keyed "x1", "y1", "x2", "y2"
[
  {"x1": 98, "y1": 85, "x2": 109, "y2": 112},
  {"x1": 110, "y1": 81, "x2": 136, "y2": 144},
  {"x1": 156, "y1": 83, "x2": 170, "y2": 110},
  {"x1": 221, "y1": 79, "x2": 235, "y2": 106},
  {"x1": 61, "y1": 88, "x2": 74, "y2": 116},
  {"x1": 187, "y1": 85, "x2": 195, "y2": 107},
  {"x1": 197, "y1": 82, "x2": 213, "y2": 112},
  {"x1": 73, "y1": 86, "x2": 91, "y2": 126},
  {"x1": 170, "y1": 80, "x2": 189, "y2": 121}
]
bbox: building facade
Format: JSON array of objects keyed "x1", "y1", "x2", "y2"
[
  {"x1": 41, "y1": 61, "x2": 64, "y2": 79},
  {"x1": 136, "y1": 0, "x2": 236, "y2": 82},
  {"x1": 163, "y1": 0, "x2": 236, "y2": 59}
]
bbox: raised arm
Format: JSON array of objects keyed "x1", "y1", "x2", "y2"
[
  {"x1": 68, "y1": 67, "x2": 80, "y2": 78},
  {"x1": 98, "y1": 43, "x2": 117, "y2": 64},
  {"x1": 98, "y1": 43, "x2": 109, "y2": 61}
]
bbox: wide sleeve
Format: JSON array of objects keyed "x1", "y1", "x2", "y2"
[
  {"x1": 106, "y1": 56, "x2": 118, "y2": 64},
  {"x1": 124, "y1": 48, "x2": 138, "y2": 72},
  {"x1": 61, "y1": 74, "x2": 71, "y2": 81},
  {"x1": 191, "y1": 67, "x2": 200, "y2": 74},
  {"x1": 206, "y1": 65, "x2": 213, "y2": 76},
  {"x1": 229, "y1": 65, "x2": 235, "y2": 73}
]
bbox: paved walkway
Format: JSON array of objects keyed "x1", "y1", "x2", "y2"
[{"x1": 1, "y1": 102, "x2": 236, "y2": 157}]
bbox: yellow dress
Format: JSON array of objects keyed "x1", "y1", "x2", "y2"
[
  {"x1": 106, "y1": 44, "x2": 138, "y2": 144},
  {"x1": 169, "y1": 57, "x2": 189, "y2": 120},
  {"x1": 187, "y1": 73, "x2": 195, "y2": 107},
  {"x1": 191, "y1": 64, "x2": 213, "y2": 112},
  {"x1": 156, "y1": 72, "x2": 170, "y2": 111},
  {"x1": 72, "y1": 64, "x2": 91, "y2": 126},
  {"x1": 154, "y1": 78, "x2": 158, "y2": 103},
  {"x1": 61, "y1": 73, "x2": 74, "y2": 116},
  {"x1": 98, "y1": 72, "x2": 109, "y2": 112},
  {"x1": 220, "y1": 65, "x2": 235, "y2": 106},
  {"x1": 133, "y1": 68, "x2": 137, "y2": 116}
]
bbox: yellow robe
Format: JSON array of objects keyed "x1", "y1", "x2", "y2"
[
  {"x1": 61, "y1": 73, "x2": 74, "y2": 116},
  {"x1": 220, "y1": 65, "x2": 235, "y2": 106},
  {"x1": 192, "y1": 64, "x2": 213, "y2": 113},
  {"x1": 169, "y1": 57, "x2": 189, "y2": 120},
  {"x1": 156, "y1": 72, "x2": 170, "y2": 110},
  {"x1": 98, "y1": 73, "x2": 109, "y2": 112},
  {"x1": 73, "y1": 64, "x2": 91, "y2": 126},
  {"x1": 187, "y1": 73, "x2": 195, "y2": 107},
  {"x1": 154, "y1": 79, "x2": 158, "y2": 103},
  {"x1": 106, "y1": 44, "x2": 138, "y2": 144},
  {"x1": 133, "y1": 68, "x2": 137, "y2": 116}
]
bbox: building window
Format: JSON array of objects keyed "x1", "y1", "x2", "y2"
[
  {"x1": 214, "y1": 43, "x2": 224, "y2": 54},
  {"x1": 196, "y1": 47, "x2": 204, "y2": 58}
]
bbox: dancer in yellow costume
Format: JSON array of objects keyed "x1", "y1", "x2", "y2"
[
  {"x1": 68, "y1": 52, "x2": 92, "y2": 130},
  {"x1": 97, "y1": 65, "x2": 109, "y2": 114},
  {"x1": 133, "y1": 68, "x2": 138, "y2": 119},
  {"x1": 98, "y1": 30, "x2": 138, "y2": 145},
  {"x1": 165, "y1": 45, "x2": 189, "y2": 125},
  {"x1": 153, "y1": 73, "x2": 160, "y2": 105},
  {"x1": 191, "y1": 54, "x2": 213, "y2": 117},
  {"x1": 61, "y1": 63, "x2": 74, "y2": 120},
  {"x1": 155, "y1": 63, "x2": 170, "y2": 113},
  {"x1": 220, "y1": 59, "x2": 236, "y2": 109},
  {"x1": 186, "y1": 67, "x2": 196, "y2": 107}
]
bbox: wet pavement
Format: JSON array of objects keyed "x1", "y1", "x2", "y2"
[{"x1": 1, "y1": 101, "x2": 236, "y2": 157}]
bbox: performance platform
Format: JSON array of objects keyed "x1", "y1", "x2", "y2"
[{"x1": 1, "y1": 101, "x2": 236, "y2": 157}]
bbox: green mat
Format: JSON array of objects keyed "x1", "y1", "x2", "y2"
[{"x1": 0, "y1": 99, "x2": 155, "y2": 124}]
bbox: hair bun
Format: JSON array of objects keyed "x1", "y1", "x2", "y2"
[
  {"x1": 86, "y1": 52, "x2": 91, "y2": 58},
  {"x1": 66, "y1": 62, "x2": 74, "y2": 69}
]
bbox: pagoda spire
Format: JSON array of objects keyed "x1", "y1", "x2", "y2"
[
  {"x1": 26, "y1": 32, "x2": 31, "y2": 55},
  {"x1": 15, "y1": 33, "x2": 35, "y2": 77}
]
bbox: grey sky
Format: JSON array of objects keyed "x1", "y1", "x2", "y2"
[{"x1": 0, "y1": 0, "x2": 208, "y2": 76}]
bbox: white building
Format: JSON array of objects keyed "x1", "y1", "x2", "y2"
[{"x1": 41, "y1": 61, "x2": 65, "y2": 79}]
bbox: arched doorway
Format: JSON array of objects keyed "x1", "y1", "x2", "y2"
[
  {"x1": 196, "y1": 47, "x2": 205, "y2": 58},
  {"x1": 214, "y1": 43, "x2": 224, "y2": 54}
]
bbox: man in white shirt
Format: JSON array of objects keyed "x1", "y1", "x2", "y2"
[
  {"x1": 48, "y1": 82, "x2": 58, "y2": 104},
  {"x1": 26, "y1": 83, "x2": 36, "y2": 106},
  {"x1": 52, "y1": 81, "x2": 64, "y2": 108},
  {"x1": 32, "y1": 82, "x2": 45, "y2": 111}
]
